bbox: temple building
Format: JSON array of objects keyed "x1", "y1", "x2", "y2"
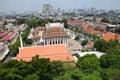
[
  {"x1": 43, "y1": 23, "x2": 69, "y2": 46},
  {"x1": 31, "y1": 23, "x2": 70, "y2": 46}
]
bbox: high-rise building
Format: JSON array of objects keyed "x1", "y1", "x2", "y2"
[{"x1": 42, "y1": 4, "x2": 53, "y2": 15}]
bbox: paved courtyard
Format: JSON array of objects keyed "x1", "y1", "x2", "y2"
[{"x1": 68, "y1": 38, "x2": 83, "y2": 52}]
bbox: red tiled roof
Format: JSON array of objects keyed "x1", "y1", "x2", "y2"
[
  {"x1": 102, "y1": 32, "x2": 119, "y2": 42},
  {"x1": 44, "y1": 28, "x2": 68, "y2": 38},
  {"x1": 16, "y1": 44, "x2": 74, "y2": 62},
  {"x1": 85, "y1": 42, "x2": 94, "y2": 49},
  {"x1": 67, "y1": 19, "x2": 85, "y2": 23},
  {"x1": 0, "y1": 47, "x2": 3, "y2": 51},
  {"x1": 0, "y1": 30, "x2": 9, "y2": 39},
  {"x1": 91, "y1": 30, "x2": 101, "y2": 35},
  {"x1": 82, "y1": 24, "x2": 95, "y2": 34},
  {"x1": 1, "y1": 20, "x2": 7, "y2": 22},
  {"x1": 1, "y1": 32, "x2": 17, "y2": 41},
  {"x1": 99, "y1": 28, "x2": 105, "y2": 33}
]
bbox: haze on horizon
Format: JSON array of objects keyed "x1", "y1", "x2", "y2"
[{"x1": 0, "y1": 0, "x2": 120, "y2": 12}]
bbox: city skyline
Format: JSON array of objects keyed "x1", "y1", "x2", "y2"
[{"x1": 0, "y1": 0, "x2": 120, "y2": 12}]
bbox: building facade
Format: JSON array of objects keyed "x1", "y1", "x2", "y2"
[{"x1": 43, "y1": 23, "x2": 69, "y2": 46}]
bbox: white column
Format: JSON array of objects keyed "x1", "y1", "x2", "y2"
[
  {"x1": 59, "y1": 37, "x2": 61, "y2": 44},
  {"x1": 48, "y1": 38, "x2": 50, "y2": 45},
  {"x1": 51, "y1": 38, "x2": 53, "y2": 45},
  {"x1": 57, "y1": 37, "x2": 58, "y2": 44},
  {"x1": 66, "y1": 37, "x2": 68, "y2": 46},
  {"x1": 43, "y1": 39, "x2": 45, "y2": 45},
  {"x1": 54, "y1": 37, "x2": 55, "y2": 45},
  {"x1": 47, "y1": 39, "x2": 48, "y2": 45},
  {"x1": 65, "y1": 36, "x2": 67, "y2": 45},
  {"x1": 63, "y1": 37, "x2": 65, "y2": 44}
]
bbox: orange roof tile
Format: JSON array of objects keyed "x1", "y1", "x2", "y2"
[
  {"x1": 67, "y1": 19, "x2": 85, "y2": 23},
  {"x1": 16, "y1": 44, "x2": 74, "y2": 62},
  {"x1": 44, "y1": 28, "x2": 68, "y2": 38},
  {"x1": 102, "y1": 32, "x2": 119, "y2": 42},
  {"x1": 91, "y1": 30, "x2": 101, "y2": 35}
]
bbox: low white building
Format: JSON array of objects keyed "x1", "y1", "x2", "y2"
[
  {"x1": 73, "y1": 51, "x2": 105, "y2": 58},
  {"x1": 0, "y1": 42, "x2": 9, "y2": 61}
]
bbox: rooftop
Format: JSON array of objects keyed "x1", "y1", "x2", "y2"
[
  {"x1": 43, "y1": 28, "x2": 68, "y2": 38},
  {"x1": 0, "y1": 30, "x2": 9, "y2": 39},
  {"x1": 67, "y1": 19, "x2": 85, "y2": 23},
  {"x1": 102, "y1": 32, "x2": 119, "y2": 42},
  {"x1": 1, "y1": 31, "x2": 17, "y2": 41},
  {"x1": 16, "y1": 44, "x2": 74, "y2": 62}
]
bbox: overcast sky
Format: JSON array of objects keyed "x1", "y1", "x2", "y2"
[{"x1": 0, "y1": 0, "x2": 120, "y2": 12}]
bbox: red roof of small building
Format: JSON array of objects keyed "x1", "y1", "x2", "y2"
[
  {"x1": 1, "y1": 32, "x2": 17, "y2": 41},
  {"x1": 0, "y1": 47, "x2": 3, "y2": 51},
  {"x1": 82, "y1": 24, "x2": 95, "y2": 34},
  {"x1": 99, "y1": 28, "x2": 105, "y2": 33},
  {"x1": 67, "y1": 19, "x2": 85, "y2": 23},
  {"x1": 16, "y1": 44, "x2": 74, "y2": 62},
  {"x1": 0, "y1": 30, "x2": 9, "y2": 39},
  {"x1": 102, "y1": 32, "x2": 119, "y2": 42},
  {"x1": 85, "y1": 42, "x2": 94, "y2": 49}
]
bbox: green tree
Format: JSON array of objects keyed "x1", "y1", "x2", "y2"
[
  {"x1": 25, "y1": 39, "x2": 33, "y2": 45},
  {"x1": 52, "y1": 61, "x2": 65, "y2": 76},
  {"x1": 31, "y1": 56, "x2": 54, "y2": 80},
  {"x1": 115, "y1": 27, "x2": 120, "y2": 34},
  {"x1": 26, "y1": 19, "x2": 38, "y2": 28},
  {"x1": 94, "y1": 39, "x2": 107, "y2": 52},
  {"x1": 100, "y1": 68, "x2": 120, "y2": 80},
  {"x1": 100, "y1": 53, "x2": 120, "y2": 69},
  {"x1": 24, "y1": 74, "x2": 39, "y2": 80},
  {"x1": 17, "y1": 19, "x2": 26, "y2": 25},
  {"x1": 62, "y1": 19, "x2": 69, "y2": 28},
  {"x1": 37, "y1": 19, "x2": 47, "y2": 27},
  {"x1": 75, "y1": 36, "x2": 80, "y2": 40},
  {"x1": 100, "y1": 18, "x2": 110, "y2": 23},
  {"x1": 77, "y1": 54, "x2": 100, "y2": 74},
  {"x1": 81, "y1": 40, "x2": 88, "y2": 46}
]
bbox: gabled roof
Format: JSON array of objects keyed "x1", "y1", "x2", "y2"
[
  {"x1": 102, "y1": 32, "x2": 119, "y2": 42},
  {"x1": 16, "y1": 44, "x2": 74, "y2": 62},
  {"x1": 1, "y1": 32, "x2": 17, "y2": 41},
  {"x1": 0, "y1": 30, "x2": 9, "y2": 39},
  {"x1": 43, "y1": 28, "x2": 68, "y2": 38},
  {"x1": 67, "y1": 19, "x2": 85, "y2": 23}
]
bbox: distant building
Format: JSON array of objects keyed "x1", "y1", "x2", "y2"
[
  {"x1": 42, "y1": 4, "x2": 53, "y2": 16},
  {"x1": 102, "y1": 32, "x2": 119, "y2": 42},
  {"x1": 6, "y1": 19, "x2": 16, "y2": 25},
  {"x1": 81, "y1": 24, "x2": 95, "y2": 34},
  {"x1": 16, "y1": 44, "x2": 74, "y2": 62},
  {"x1": 93, "y1": 22, "x2": 109, "y2": 29},
  {"x1": 67, "y1": 19, "x2": 85, "y2": 26}
]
